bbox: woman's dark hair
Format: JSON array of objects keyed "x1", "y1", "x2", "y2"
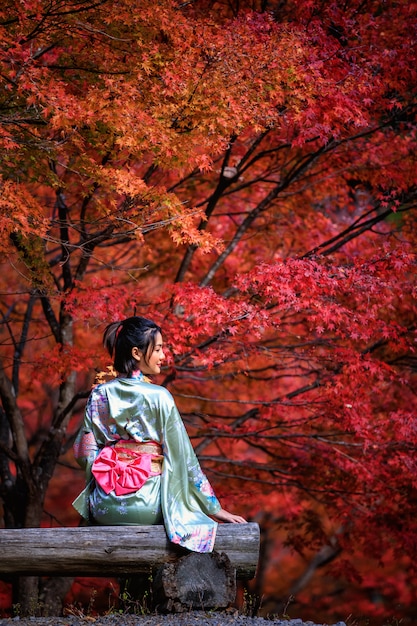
[{"x1": 103, "y1": 316, "x2": 162, "y2": 376}]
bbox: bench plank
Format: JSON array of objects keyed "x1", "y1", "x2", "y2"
[{"x1": 0, "y1": 523, "x2": 259, "y2": 579}]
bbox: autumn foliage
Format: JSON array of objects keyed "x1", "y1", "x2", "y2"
[{"x1": 0, "y1": 0, "x2": 416, "y2": 621}]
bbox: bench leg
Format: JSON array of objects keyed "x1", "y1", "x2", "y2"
[{"x1": 153, "y1": 551, "x2": 236, "y2": 613}]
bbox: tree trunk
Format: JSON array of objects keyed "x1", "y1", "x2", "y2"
[
  {"x1": 13, "y1": 576, "x2": 40, "y2": 617},
  {"x1": 12, "y1": 490, "x2": 45, "y2": 615}
]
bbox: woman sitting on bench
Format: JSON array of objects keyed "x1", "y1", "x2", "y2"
[{"x1": 73, "y1": 316, "x2": 246, "y2": 553}]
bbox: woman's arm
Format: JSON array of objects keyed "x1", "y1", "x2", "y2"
[{"x1": 212, "y1": 508, "x2": 247, "y2": 523}]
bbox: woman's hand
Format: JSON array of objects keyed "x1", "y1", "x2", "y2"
[{"x1": 213, "y1": 508, "x2": 247, "y2": 523}]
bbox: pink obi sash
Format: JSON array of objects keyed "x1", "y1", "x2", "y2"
[{"x1": 92, "y1": 440, "x2": 163, "y2": 496}]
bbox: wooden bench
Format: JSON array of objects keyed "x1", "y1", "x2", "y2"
[{"x1": 0, "y1": 523, "x2": 260, "y2": 611}]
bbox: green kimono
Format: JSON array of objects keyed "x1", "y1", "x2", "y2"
[{"x1": 73, "y1": 374, "x2": 221, "y2": 552}]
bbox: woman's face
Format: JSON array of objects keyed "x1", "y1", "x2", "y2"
[{"x1": 135, "y1": 331, "x2": 165, "y2": 376}]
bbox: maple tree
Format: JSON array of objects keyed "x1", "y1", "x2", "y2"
[{"x1": 0, "y1": 0, "x2": 416, "y2": 621}]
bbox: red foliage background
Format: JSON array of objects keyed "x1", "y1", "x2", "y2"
[{"x1": 0, "y1": 0, "x2": 416, "y2": 622}]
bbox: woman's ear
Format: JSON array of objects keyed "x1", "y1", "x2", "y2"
[{"x1": 131, "y1": 346, "x2": 142, "y2": 363}]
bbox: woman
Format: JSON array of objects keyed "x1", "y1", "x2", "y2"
[{"x1": 73, "y1": 316, "x2": 246, "y2": 553}]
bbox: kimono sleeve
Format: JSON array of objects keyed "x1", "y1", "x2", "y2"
[
  {"x1": 73, "y1": 392, "x2": 100, "y2": 471},
  {"x1": 72, "y1": 389, "x2": 103, "y2": 519},
  {"x1": 159, "y1": 390, "x2": 221, "y2": 553}
]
